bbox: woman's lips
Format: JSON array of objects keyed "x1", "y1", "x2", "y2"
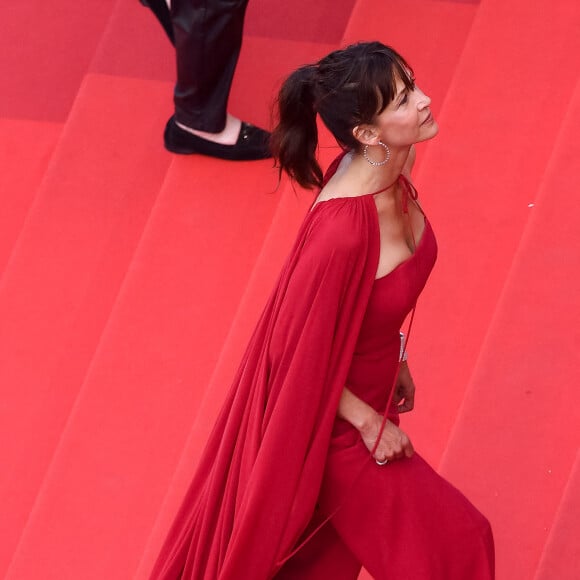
[{"x1": 421, "y1": 112, "x2": 434, "y2": 125}]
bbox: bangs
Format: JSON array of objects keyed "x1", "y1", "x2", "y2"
[{"x1": 357, "y1": 46, "x2": 415, "y2": 119}]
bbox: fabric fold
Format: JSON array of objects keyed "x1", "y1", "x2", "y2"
[{"x1": 151, "y1": 190, "x2": 380, "y2": 580}]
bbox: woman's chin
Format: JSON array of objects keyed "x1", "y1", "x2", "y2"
[{"x1": 418, "y1": 122, "x2": 439, "y2": 142}]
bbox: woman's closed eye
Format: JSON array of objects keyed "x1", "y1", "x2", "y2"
[{"x1": 398, "y1": 93, "x2": 408, "y2": 107}]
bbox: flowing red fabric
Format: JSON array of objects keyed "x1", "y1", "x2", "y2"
[{"x1": 150, "y1": 171, "x2": 381, "y2": 579}]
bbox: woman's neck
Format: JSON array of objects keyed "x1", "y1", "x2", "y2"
[
  {"x1": 316, "y1": 146, "x2": 412, "y2": 202},
  {"x1": 331, "y1": 148, "x2": 410, "y2": 197}
]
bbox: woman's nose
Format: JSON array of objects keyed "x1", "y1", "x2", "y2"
[{"x1": 416, "y1": 86, "x2": 431, "y2": 108}]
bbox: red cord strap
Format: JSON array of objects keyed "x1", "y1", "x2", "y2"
[{"x1": 277, "y1": 176, "x2": 422, "y2": 569}]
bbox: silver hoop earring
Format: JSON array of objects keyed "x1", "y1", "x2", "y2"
[{"x1": 363, "y1": 140, "x2": 390, "y2": 166}]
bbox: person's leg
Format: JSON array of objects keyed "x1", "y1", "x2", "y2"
[
  {"x1": 171, "y1": 0, "x2": 248, "y2": 134},
  {"x1": 319, "y1": 435, "x2": 495, "y2": 580},
  {"x1": 141, "y1": 0, "x2": 271, "y2": 159},
  {"x1": 275, "y1": 507, "x2": 362, "y2": 580}
]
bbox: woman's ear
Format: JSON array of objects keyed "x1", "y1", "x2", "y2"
[{"x1": 353, "y1": 124, "x2": 380, "y2": 147}]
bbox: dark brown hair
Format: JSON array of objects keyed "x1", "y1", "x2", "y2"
[{"x1": 271, "y1": 42, "x2": 414, "y2": 189}]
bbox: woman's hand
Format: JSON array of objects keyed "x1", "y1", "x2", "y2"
[
  {"x1": 337, "y1": 386, "x2": 414, "y2": 463},
  {"x1": 359, "y1": 413, "x2": 414, "y2": 463},
  {"x1": 394, "y1": 361, "x2": 415, "y2": 414}
]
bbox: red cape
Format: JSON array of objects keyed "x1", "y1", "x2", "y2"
[{"x1": 151, "y1": 178, "x2": 380, "y2": 579}]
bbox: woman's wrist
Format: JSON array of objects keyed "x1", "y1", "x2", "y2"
[
  {"x1": 356, "y1": 409, "x2": 379, "y2": 436},
  {"x1": 338, "y1": 388, "x2": 379, "y2": 433}
]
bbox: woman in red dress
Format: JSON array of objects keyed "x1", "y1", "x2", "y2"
[{"x1": 150, "y1": 41, "x2": 494, "y2": 579}]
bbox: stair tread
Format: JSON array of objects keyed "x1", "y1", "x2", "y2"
[
  {"x1": 0, "y1": 119, "x2": 62, "y2": 277},
  {"x1": 3, "y1": 0, "x2": 580, "y2": 577},
  {"x1": 0, "y1": 74, "x2": 171, "y2": 576},
  {"x1": 535, "y1": 451, "x2": 580, "y2": 580},
  {"x1": 0, "y1": 0, "x2": 116, "y2": 121},
  {"x1": 136, "y1": 175, "x2": 315, "y2": 578},
  {"x1": 393, "y1": 0, "x2": 580, "y2": 466},
  {"x1": 440, "y1": 77, "x2": 580, "y2": 580},
  {"x1": 5, "y1": 117, "x2": 281, "y2": 580}
]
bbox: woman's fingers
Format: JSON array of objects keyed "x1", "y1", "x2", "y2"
[
  {"x1": 377, "y1": 430, "x2": 414, "y2": 460},
  {"x1": 397, "y1": 431, "x2": 414, "y2": 458},
  {"x1": 376, "y1": 445, "x2": 398, "y2": 462},
  {"x1": 365, "y1": 417, "x2": 414, "y2": 463},
  {"x1": 403, "y1": 435, "x2": 415, "y2": 458}
]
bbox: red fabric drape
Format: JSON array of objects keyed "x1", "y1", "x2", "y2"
[{"x1": 151, "y1": 183, "x2": 381, "y2": 579}]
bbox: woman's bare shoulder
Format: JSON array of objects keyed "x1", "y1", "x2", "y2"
[{"x1": 314, "y1": 152, "x2": 357, "y2": 204}]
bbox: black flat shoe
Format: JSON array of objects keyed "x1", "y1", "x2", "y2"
[{"x1": 164, "y1": 116, "x2": 272, "y2": 161}]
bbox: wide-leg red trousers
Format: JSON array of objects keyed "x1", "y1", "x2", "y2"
[{"x1": 277, "y1": 427, "x2": 494, "y2": 580}]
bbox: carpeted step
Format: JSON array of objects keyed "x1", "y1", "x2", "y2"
[
  {"x1": 134, "y1": 128, "x2": 356, "y2": 576},
  {"x1": 394, "y1": 0, "x2": 580, "y2": 466},
  {"x1": 5, "y1": 153, "x2": 281, "y2": 580},
  {"x1": 0, "y1": 0, "x2": 116, "y2": 122},
  {"x1": 134, "y1": 171, "x2": 319, "y2": 578},
  {"x1": 0, "y1": 119, "x2": 61, "y2": 279},
  {"x1": 4, "y1": 28, "x2": 349, "y2": 577},
  {"x1": 89, "y1": 0, "x2": 173, "y2": 84},
  {"x1": 5, "y1": 40, "x2": 339, "y2": 575},
  {"x1": 4, "y1": 0, "x2": 578, "y2": 576},
  {"x1": 535, "y1": 451, "x2": 580, "y2": 580},
  {"x1": 439, "y1": 77, "x2": 580, "y2": 580},
  {"x1": 0, "y1": 73, "x2": 172, "y2": 577}
]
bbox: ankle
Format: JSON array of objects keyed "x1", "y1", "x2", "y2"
[{"x1": 176, "y1": 115, "x2": 242, "y2": 146}]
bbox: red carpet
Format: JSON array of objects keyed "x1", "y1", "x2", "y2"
[
  {"x1": 1, "y1": 0, "x2": 116, "y2": 121},
  {"x1": 536, "y1": 451, "x2": 580, "y2": 580},
  {"x1": 440, "y1": 77, "x2": 580, "y2": 579},
  {"x1": 0, "y1": 74, "x2": 171, "y2": 575},
  {"x1": 1, "y1": 0, "x2": 578, "y2": 578},
  {"x1": 0, "y1": 119, "x2": 61, "y2": 278}
]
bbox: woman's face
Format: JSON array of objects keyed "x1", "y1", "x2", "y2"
[{"x1": 373, "y1": 75, "x2": 438, "y2": 148}]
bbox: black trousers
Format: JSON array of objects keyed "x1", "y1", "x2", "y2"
[{"x1": 145, "y1": 0, "x2": 250, "y2": 132}]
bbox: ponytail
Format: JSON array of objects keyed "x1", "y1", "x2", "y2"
[
  {"x1": 272, "y1": 43, "x2": 415, "y2": 190},
  {"x1": 271, "y1": 65, "x2": 323, "y2": 190}
]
